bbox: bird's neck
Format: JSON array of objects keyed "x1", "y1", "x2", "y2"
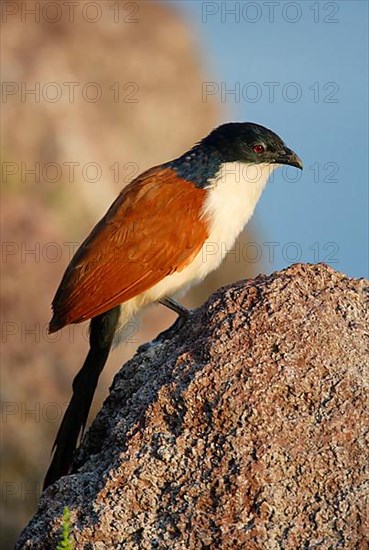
[{"x1": 166, "y1": 143, "x2": 224, "y2": 188}]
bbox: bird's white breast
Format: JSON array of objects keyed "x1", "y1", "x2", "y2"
[
  {"x1": 119, "y1": 161, "x2": 276, "y2": 324},
  {"x1": 201, "y1": 161, "x2": 275, "y2": 268}
]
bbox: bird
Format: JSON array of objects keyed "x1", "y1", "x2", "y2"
[{"x1": 43, "y1": 122, "x2": 303, "y2": 489}]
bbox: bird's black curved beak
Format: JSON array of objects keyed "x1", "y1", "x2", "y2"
[{"x1": 274, "y1": 147, "x2": 303, "y2": 170}]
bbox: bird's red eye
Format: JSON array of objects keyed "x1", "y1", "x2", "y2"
[{"x1": 253, "y1": 144, "x2": 265, "y2": 154}]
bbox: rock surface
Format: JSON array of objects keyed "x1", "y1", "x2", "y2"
[{"x1": 17, "y1": 264, "x2": 369, "y2": 549}]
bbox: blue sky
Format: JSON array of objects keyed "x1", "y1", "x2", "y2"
[{"x1": 173, "y1": 0, "x2": 368, "y2": 278}]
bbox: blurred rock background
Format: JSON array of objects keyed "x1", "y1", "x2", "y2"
[{"x1": 1, "y1": 1, "x2": 261, "y2": 546}]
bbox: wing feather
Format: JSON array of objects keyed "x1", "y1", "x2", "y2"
[{"x1": 50, "y1": 167, "x2": 208, "y2": 332}]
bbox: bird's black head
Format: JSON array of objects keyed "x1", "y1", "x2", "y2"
[
  {"x1": 202, "y1": 122, "x2": 303, "y2": 170},
  {"x1": 168, "y1": 121, "x2": 302, "y2": 188}
]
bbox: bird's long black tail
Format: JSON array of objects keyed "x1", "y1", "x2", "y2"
[{"x1": 43, "y1": 306, "x2": 121, "y2": 490}]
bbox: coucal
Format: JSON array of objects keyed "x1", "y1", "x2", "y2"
[{"x1": 44, "y1": 122, "x2": 302, "y2": 489}]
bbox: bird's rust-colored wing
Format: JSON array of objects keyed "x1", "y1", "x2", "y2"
[{"x1": 49, "y1": 166, "x2": 209, "y2": 332}]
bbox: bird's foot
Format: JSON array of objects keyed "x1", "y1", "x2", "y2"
[
  {"x1": 138, "y1": 301, "x2": 192, "y2": 353},
  {"x1": 152, "y1": 310, "x2": 191, "y2": 344}
]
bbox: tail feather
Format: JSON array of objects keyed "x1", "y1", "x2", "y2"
[{"x1": 43, "y1": 306, "x2": 120, "y2": 490}]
